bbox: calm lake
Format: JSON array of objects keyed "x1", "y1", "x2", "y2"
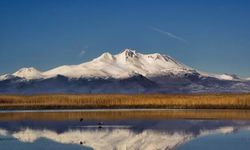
[{"x1": 1, "y1": 109, "x2": 250, "y2": 150}]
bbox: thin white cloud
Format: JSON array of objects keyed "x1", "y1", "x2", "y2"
[
  {"x1": 79, "y1": 50, "x2": 86, "y2": 56},
  {"x1": 79, "y1": 45, "x2": 88, "y2": 56},
  {"x1": 151, "y1": 27, "x2": 187, "y2": 43}
]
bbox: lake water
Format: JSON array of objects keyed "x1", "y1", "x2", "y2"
[{"x1": 1, "y1": 109, "x2": 250, "y2": 150}]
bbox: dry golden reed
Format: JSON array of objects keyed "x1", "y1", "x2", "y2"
[{"x1": 0, "y1": 94, "x2": 250, "y2": 110}]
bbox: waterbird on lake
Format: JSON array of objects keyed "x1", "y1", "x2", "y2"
[
  {"x1": 98, "y1": 122, "x2": 104, "y2": 129},
  {"x1": 98, "y1": 122, "x2": 104, "y2": 125}
]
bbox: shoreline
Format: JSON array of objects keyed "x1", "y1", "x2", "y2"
[
  {"x1": 2, "y1": 108, "x2": 250, "y2": 113},
  {"x1": 1, "y1": 109, "x2": 250, "y2": 121}
]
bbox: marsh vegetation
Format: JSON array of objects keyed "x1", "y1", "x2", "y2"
[{"x1": 0, "y1": 94, "x2": 250, "y2": 110}]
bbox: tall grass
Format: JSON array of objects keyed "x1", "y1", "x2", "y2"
[{"x1": 0, "y1": 94, "x2": 250, "y2": 110}]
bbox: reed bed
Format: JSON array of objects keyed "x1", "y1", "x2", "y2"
[{"x1": 0, "y1": 94, "x2": 250, "y2": 110}]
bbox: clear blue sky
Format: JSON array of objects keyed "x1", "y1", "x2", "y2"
[{"x1": 0, "y1": 0, "x2": 250, "y2": 77}]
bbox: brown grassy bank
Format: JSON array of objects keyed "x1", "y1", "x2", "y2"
[
  {"x1": 2, "y1": 110, "x2": 250, "y2": 121},
  {"x1": 0, "y1": 94, "x2": 250, "y2": 110}
]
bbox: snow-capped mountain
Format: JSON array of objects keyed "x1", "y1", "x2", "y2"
[
  {"x1": 0, "y1": 74, "x2": 17, "y2": 81},
  {"x1": 45, "y1": 49, "x2": 195, "y2": 79},
  {"x1": 0, "y1": 49, "x2": 243, "y2": 81},
  {"x1": 2, "y1": 49, "x2": 195, "y2": 80},
  {"x1": 0, "y1": 49, "x2": 249, "y2": 94},
  {"x1": 13, "y1": 67, "x2": 44, "y2": 80},
  {"x1": 200, "y1": 72, "x2": 241, "y2": 81},
  {"x1": 216, "y1": 74, "x2": 240, "y2": 80}
]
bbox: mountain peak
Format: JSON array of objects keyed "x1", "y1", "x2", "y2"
[
  {"x1": 123, "y1": 48, "x2": 136, "y2": 52},
  {"x1": 121, "y1": 48, "x2": 138, "y2": 58},
  {"x1": 0, "y1": 74, "x2": 16, "y2": 81},
  {"x1": 15, "y1": 67, "x2": 39, "y2": 72},
  {"x1": 94, "y1": 52, "x2": 114, "y2": 62},
  {"x1": 13, "y1": 67, "x2": 43, "y2": 80}
]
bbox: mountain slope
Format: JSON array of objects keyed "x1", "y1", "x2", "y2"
[
  {"x1": 0, "y1": 49, "x2": 239, "y2": 81},
  {"x1": 0, "y1": 74, "x2": 17, "y2": 81},
  {"x1": 0, "y1": 49, "x2": 249, "y2": 94},
  {"x1": 43, "y1": 49, "x2": 196, "y2": 79},
  {"x1": 13, "y1": 67, "x2": 44, "y2": 80}
]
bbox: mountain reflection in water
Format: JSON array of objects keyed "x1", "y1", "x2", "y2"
[{"x1": 1, "y1": 110, "x2": 250, "y2": 150}]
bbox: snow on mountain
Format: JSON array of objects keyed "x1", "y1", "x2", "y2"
[
  {"x1": 43, "y1": 49, "x2": 195, "y2": 79},
  {"x1": 213, "y1": 73, "x2": 240, "y2": 81},
  {"x1": 0, "y1": 49, "x2": 247, "y2": 82},
  {"x1": 0, "y1": 74, "x2": 17, "y2": 81},
  {"x1": 199, "y1": 71, "x2": 241, "y2": 81},
  {"x1": 219, "y1": 73, "x2": 240, "y2": 80},
  {"x1": 13, "y1": 67, "x2": 44, "y2": 80},
  {"x1": 217, "y1": 74, "x2": 235, "y2": 80}
]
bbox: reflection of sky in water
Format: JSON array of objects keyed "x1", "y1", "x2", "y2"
[{"x1": 1, "y1": 112, "x2": 250, "y2": 149}]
